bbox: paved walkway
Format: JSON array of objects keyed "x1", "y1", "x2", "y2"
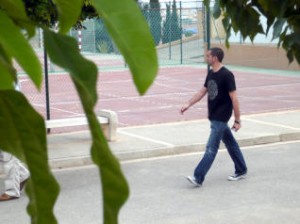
[{"x1": 47, "y1": 110, "x2": 300, "y2": 169}]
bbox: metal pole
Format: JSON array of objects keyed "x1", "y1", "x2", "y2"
[
  {"x1": 180, "y1": 1, "x2": 183, "y2": 64},
  {"x1": 168, "y1": 1, "x2": 171, "y2": 60},
  {"x1": 43, "y1": 43, "x2": 51, "y2": 133},
  {"x1": 206, "y1": 2, "x2": 211, "y2": 72},
  {"x1": 78, "y1": 30, "x2": 82, "y2": 51}
]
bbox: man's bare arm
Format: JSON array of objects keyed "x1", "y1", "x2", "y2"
[
  {"x1": 180, "y1": 87, "x2": 207, "y2": 114},
  {"x1": 229, "y1": 90, "x2": 241, "y2": 131}
]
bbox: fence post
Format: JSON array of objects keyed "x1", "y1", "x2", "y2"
[
  {"x1": 180, "y1": 1, "x2": 183, "y2": 64},
  {"x1": 78, "y1": 30, "x2": 82, "y2": 51},
  {"x1": 43, "y1": 43, "x2": 51, "y2": 133},
  {"x1": 205, "y1": 2, "x2": 211, "y2": 72},
  {"x1": 168, "y1": 1, "x2": 171, "y2": 60}
]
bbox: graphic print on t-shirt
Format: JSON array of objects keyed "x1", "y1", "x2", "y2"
[{"x1": 207, "y1": 80, "x2": 218, "y2": 101}]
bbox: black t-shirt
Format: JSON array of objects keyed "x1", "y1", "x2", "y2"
[{"x1": 204, "y1": 67, "x2": 236, "y2": 122}]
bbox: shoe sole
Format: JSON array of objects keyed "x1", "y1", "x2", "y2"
[
  {"x1": 227, "y1": 174, "x2": 247, "y2": 181},
  {"x1": 186, "y1": 176, "x2": 201, "y2": 187}
]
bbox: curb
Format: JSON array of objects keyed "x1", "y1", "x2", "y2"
[{"x1": 49, "y1": 132, "x2": 300, "y2": 170}]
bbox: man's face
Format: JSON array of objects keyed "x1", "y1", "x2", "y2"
[{"x1": 206, "y1": 50, "x2": 215, "y2": 65}]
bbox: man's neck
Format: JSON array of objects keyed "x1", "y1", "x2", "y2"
[{"x1": 212, "y1": 63, "x2": 223, "y2": 73}]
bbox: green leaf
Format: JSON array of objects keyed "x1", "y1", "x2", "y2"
[
  {"x1": 222, "y1": 16, "x2": 231, "y2": 48},
  {"x1": 0, "y1": 61, "x2": 15, "y2": 90},
  {"x1": 203, "y1": 0, "x2": 210, "y2": 8},
  {"x1": 0, "y1": 0, "x2": 35, "y2": 37},
  {"x1": 282, "y1": 32, "x2": 300, "y2": 63},
  {"x1": 43, "y1": 29, "x2": 97, "y2": 104},
  {"x1": 44, "y1": 29, "x2": 129, "y2": 224},
  {"x1": 0, "y1": 0, "x2": 26, "y2": 18},
  {"x1": 286, "y1": 49, "x2": 294, "y2": 63},
  {"x1": 294, "y1": 44, "x2": 300, "y2": 64},
  {"x1": 52, "y1": 0, "x2": 84, "y2": 34},
  {"x1": 265, "y1": 15, "x2": 275, "y2": 35},
  {"x1": 213, "y1": 0, "x2": 221, "y2": 18},
  {"x1": 272, "y1": 18, "x2": 286, "y2": 40},
  {"x1": 92, "y1": 0, "x2": 158, "y2": 95},
  {"x1": 257, "y1": 0, "x2": 269, "y2": 12},
  {"x1": 89, "y1": 117, "x2": 129, "y2": 224},
  {"x1": 0, "y1": 11, "x2": 42, "y2": 89},
  {"x1": 0, "y1": 90, "x2": 59, "y2": 224},
  {"x1": 0, "y1": 45, "x2": 16, "y2": 90},
  {"x1": 283, "y1": 33, "x2": 300, "y2": 49},
  {"x1": 288, "y1": 15, "x2": 300, "y2": 32},
  {"x1": 278, "y1": 26, "x2": 289, "y2": 48},
  {"x1": 239, "y1": 6, "x2": 264, "y2": 40},
  {"x1": 251, "y1": 0, "x2": 275, "y2": 35},
  {"x1": 224, "y1": 4, "x2": 264, "y2": 42}
]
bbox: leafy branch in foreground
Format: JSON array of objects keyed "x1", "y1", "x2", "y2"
[
  {"x1": 205, "y1": 0, "x2": 300, "y2": 64},
  {"x1": 0, "y1": 0, "x2": 158, "y2": 223}
]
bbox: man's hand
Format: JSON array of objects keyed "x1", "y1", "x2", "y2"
[
  {"x1": 231, "y1": 120, "x2": 241, "y2": 132},
  {"x1": 180, "y1": 104, "x2": 189, "y2": 114},
  {"x1": 180, "y1": 87, "x2": 207, "y2": 115}
]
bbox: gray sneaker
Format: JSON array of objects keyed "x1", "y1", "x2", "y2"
[
  {"x1": 186, "y1": 176, "x2": 202, "y2": 187},
  {"x1": 227, "y1": 173, "x2": 247, "y2": 181}
]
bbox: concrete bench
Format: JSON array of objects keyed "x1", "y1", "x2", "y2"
[{"x1": 46, "y1": 110, "x2": 118, "y2": 141}]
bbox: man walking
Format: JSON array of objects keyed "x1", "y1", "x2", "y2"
[{"x1": 180, "y1": 47, "x2": 247, "y2": 187}]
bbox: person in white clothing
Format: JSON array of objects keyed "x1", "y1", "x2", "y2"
[
  {"x1": 0, "y1": 81, "x2": 30, "y2": 201},
  {"x1": 0, "y1": 151, "x2": 30, "y2": 201}
]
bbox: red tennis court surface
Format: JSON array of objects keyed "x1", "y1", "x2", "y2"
[{"x1": 20, "y1": 66, "x2": 300, "y2": 128}]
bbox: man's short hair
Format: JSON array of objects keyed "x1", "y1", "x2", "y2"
[{"x1": 210, "y1": 47, "x2": 224, "y2": 62}]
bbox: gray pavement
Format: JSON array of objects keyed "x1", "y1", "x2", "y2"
[
  {"x1": 2, "y1": 109, "x2": 300, "y2": 223},
  {"x1": 47, "y1": 110, "x2": 300, "y2": 170},
  {"x1": 2, "y1": 141, "x2": 300, "y2": 223}
]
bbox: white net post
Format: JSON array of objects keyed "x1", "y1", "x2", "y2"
[{"x1": 78, "y1": 30, "x2": 82, "y2": 51}]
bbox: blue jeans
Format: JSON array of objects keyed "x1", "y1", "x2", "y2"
[{"x1": 194, "y1": 120, "x2": 247, "y2": 184}]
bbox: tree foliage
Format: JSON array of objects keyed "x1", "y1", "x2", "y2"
[
  {"x1": 162, "y1": 3, "x2": 171, "y2": 44},
  {"x1": 205, "y1": 0, "x2": 300, "y2": 64},
  {"x1": 170, "y1": 0, "x2": 181, "y2": 41},
  {"x1": 22, "y1": 0, "x2": 98, "y2": 29},
  {"x1": 0, "y1": 0, "x2": 158, "y2": 223},
  {"x1": 162, "y1": 0, "x2": 181, "y2": 44},
  {"x1": 149, "y1": 0, "x2": 162, "y2": 45},
  {"x1": 140, "y1": 1, "x2": 162, "y2": 46}
]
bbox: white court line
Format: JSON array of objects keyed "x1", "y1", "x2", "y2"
[
  {"x1": 118, "y1": 130, "x2": 174, "y2": 147},
  {"x1": 244, "y1": 109, "x2": 300, "y2": 116},
  {"x1": 32, "y1": 103, "x2": 84, "y2": 116},
  {"x1": 243, "y1": 117, "x2": 300, "y2": 131}
]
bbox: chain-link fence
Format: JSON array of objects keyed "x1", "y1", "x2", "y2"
[
  {"x1": 18, "y1": 1, "x2": 209, "y2": 128},
  {"x1": 18, "y1": 1, "x2": 296, "y2": 130},
  {"x1": 20, "y1": 0, "x2": 288, "y2": 76},
  {"x1": 22, "y1": 1, "x2": 208, "y2": 74},
  {"x1": 140, "y1": 1, "x2": 207, "y2": 65}
]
